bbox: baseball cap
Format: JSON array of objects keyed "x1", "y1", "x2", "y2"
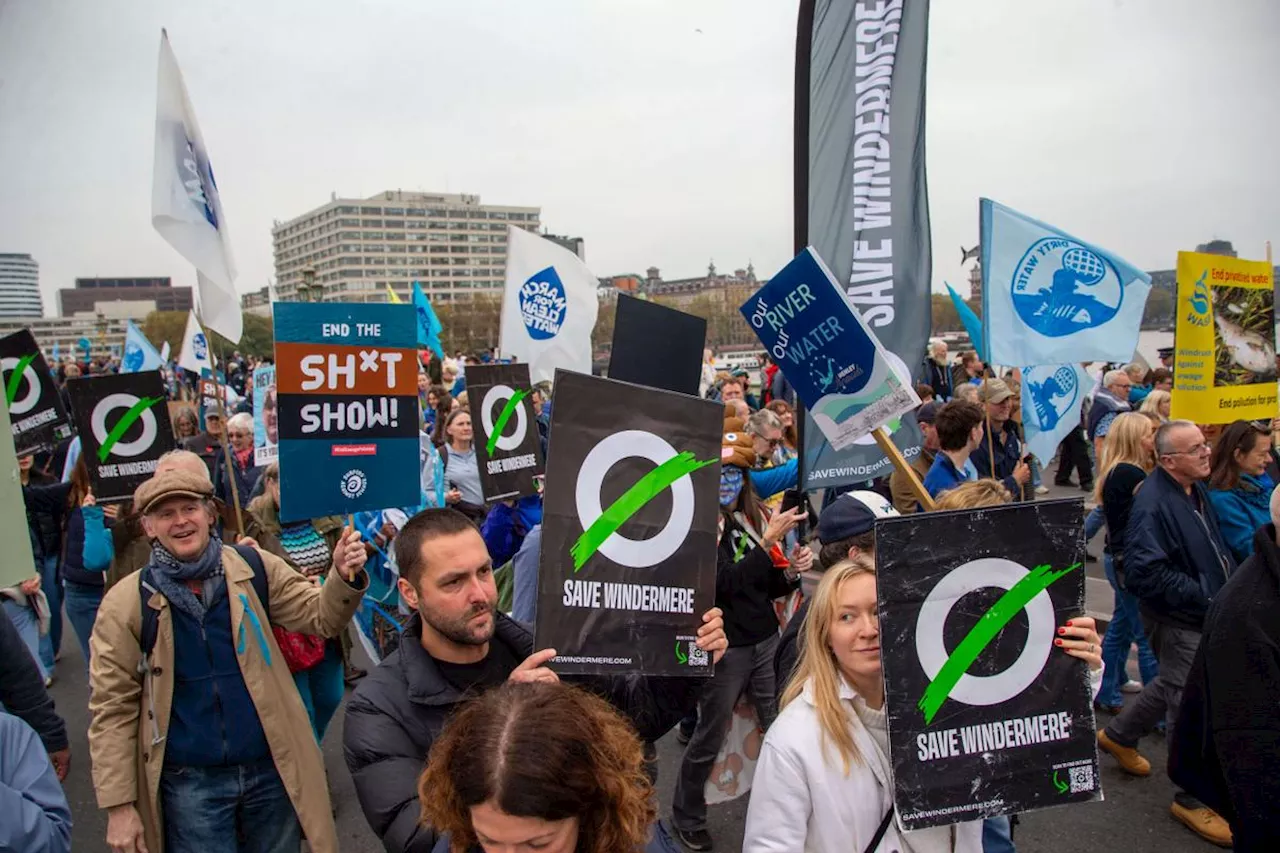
[
  {"x1": 134, "y1": 469, "x2": 214, "y2": 515},
  {"x1": 916, "y1": 400, "x2": 942, "y2": 424},
  {"x1": 978, "y1": 379, "x2": 1012, "y2": 404},
  {"x1": 816, "y1": 490, "x2": 900, "y2": 544}
]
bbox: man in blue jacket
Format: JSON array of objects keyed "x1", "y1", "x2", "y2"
[
  {"x1": 969, "y1": 379, "x2": 1031, "y2": 501},
  {"x1": 1097, "y1": 419, "x2": 1235, "y2": 847}
]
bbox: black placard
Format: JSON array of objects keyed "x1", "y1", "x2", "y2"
[
  {"x1": 607, "y1": 295, "x2": 707, "y2": 396},
  {"x1": 535, "y1": 371, "x2": 721, "y2": 676},
  {"x1": 876, "y1": 500, "x2": 1101, "y2": 830},
  {"x1": 0, "y1": 330, "x2": 71, "y2": 454},
  {"x1": 465, "y1": 363, "x2": 544, "y2": 502},
  {"x1": 66, "y1": 372, "x2": 175, "y2": 502}
]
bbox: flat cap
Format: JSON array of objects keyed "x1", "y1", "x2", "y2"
[{"x1": 134, "y1": 469, "x2": 214, "y2": 515}]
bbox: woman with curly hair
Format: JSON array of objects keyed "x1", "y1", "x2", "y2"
[{"x1": 419, "y1": 680, "x2": 678, "y2": 853}]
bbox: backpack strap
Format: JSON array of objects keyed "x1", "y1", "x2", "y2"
[{"x1": 230, "y1": 543, "x2": 270, "y2": 616}]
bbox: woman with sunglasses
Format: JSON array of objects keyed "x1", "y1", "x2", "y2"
[{"x1": 1206, "y1": 420, "x2": 1277, "y2": 563}]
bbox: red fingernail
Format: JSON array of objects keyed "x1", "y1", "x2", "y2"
[
  {"x1": 1054, "y1": 639, "x2": 1063, "y2": 646},
  {"x1": 1057, "y1": 627, "x2": 1066, "y2": 635},
  {"x1": 1066, "y1": 619, "x2": 1075, "y2": 626}
]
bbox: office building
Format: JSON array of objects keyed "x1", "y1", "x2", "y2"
[
  {"x1": 271, "y1": 190, "x2": 542, "y2": 304},
  {"x1": 0, "y1": 303, "x2": 134, "y2": 361},
  {"x1": 59, "y1": 277, "x2": 192, "y2": 317},
  {"x1": 0, "y1": 253, "x2": 43, "y2": 318},
  {"x1": 241, "y1": 286, "x2": 272, "y2": 318}
]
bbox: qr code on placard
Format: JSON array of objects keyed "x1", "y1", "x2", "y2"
[
  {"x1": 1069, "y1": 765, "x2": 1095, "y2": 793},
  {"x1": 688, "y1": 644, "x2": 708, "y2": 667}
]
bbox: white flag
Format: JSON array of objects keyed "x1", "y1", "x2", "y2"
[
  {"x1": 499, "y1": 226, "x2": 599, "y2": 384},
  {"x1": 151, "y1": 29, "x2": 242, "y2": 344},
  {"x1": 178, "y1": 309, "x2": 214, "y2": 377}
]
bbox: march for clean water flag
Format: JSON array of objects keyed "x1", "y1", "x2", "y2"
[
  {"x1": 536, "y1": 371, "x2": 720, "y2": 677},
  {"x1": 499, "y1": 226, "x2": 599, "y2": 384},
  {"x1": 66, "y1": 372, "x2": 175, "y2": 501},
  {"x1": 0, "y1": 400, "x2": 37, "y2": 590},
  {"x1": 0, "y1": 329, "x2": 72, "y2": 455},
  {"x1": 465, "y1": 363, "x2": 544, "y2": 502},
  {"x1": 741, "y1": 248, "x2": 919, "y2": 451},
  {"x1": 178, "y1": 309, "x2": 214, "y2": 377},
  {"x1": 946, "y1": 283, "x2": 987, "y2": 363},
  {"x1": 413, "y1": 281, "x2": 445, "y2": 360},
  {"x1": 273, "y1": 302, "x2": 420, "y2": 521},
  {"x1": 253, "y1": 364, "x2": 278, "y2": 466},
  {"x1": 980, "y1": 198, "x2": 1152, "y2": 366},
  {"x1": 1022, "y1": 364, "x2": 1093, "y2": 466},
  {"x1": 876, "y1": 500, "x2": 1100, "y2": 830},
  {"x1": 152, "y1": 30, "x2": 242, "y2": 345},
  {"x1": 123, "y1": 320, "x2": 164, "y2": 373}
]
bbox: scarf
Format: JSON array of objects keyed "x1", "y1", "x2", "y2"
[
  {"x1": 148, "y1": 533, "x2": 227, "y2": 622},
  {"x1": 234, "y1": 446, "x2": 253, "y2": 470}
]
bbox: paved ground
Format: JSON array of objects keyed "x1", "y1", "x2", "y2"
[{"x1": 51, "y1": 467, "x2": 1227, "y2": 851}]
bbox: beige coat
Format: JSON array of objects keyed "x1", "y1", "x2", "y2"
[{"x1": 88, "y1": 545, "x2": 367, "y2": 853}]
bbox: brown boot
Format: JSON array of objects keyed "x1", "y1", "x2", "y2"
[
  {"x1": 1170, "y1": 802, "x2": 1233, "y2": 847},
  {"x1": 1097, "y1": 729, "x2": 1150, "y2": 776}
]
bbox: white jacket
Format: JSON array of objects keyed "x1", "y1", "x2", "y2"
[{"x1": 743, "y1": 678, "x2": 983, "y2": 853}]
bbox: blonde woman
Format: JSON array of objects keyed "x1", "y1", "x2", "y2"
[
  {"x1": 744, "y1": 558, "x2": 1103, "y2": 852},
  {"x1": 1091, "y1": 412, "x2": 1159, "y2": 714},
  {"x1": 932, "y1": 478, "x2": 1013, "y2": 511},
  {"x1": 1139, "y1": 389, "x2": 1171, "y2": 422}
]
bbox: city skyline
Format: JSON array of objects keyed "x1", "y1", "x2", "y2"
[{"x1": 1, "y1": 1, "x2": 1276, "y2": 323}]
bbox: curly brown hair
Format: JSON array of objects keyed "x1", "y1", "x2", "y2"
[{"x1": 419, "y1": 681, "x2": 655, "y2": 853}]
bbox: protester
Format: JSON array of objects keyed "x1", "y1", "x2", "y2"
[
  {"x1": 1206, "y1": 420, "x2": 1276, "y2": 563},
  {"x1": 1149, "y1": 368, "x2": 1173, "y2": 393},
  {"x1": 1097, "y1": 420, "x2": 1235, "y2": 847},
  {"x1": 419, "y1": 681, "x2": 680, "y2": 853},
  {"x1": 1092, "y1": 412, "x2": 1160, "y2": 714},
  {"x1": 20, "y1": 452, "x2": 63, "y2": 677},
  {"x1": 951, "y1": 350, "x2": 981, "y2": 389},
  {"x1": 245, "y1": 462, "x2": 349, "y2": 740},
  {"x1": 1170, "y1": 487, "x2": 1280, "y2": 851},
  {"x1": 422, "y1": 384, "x2": 445, "y2": 434},
  {"x1": 172, "y1": 406, "x2": 199, "y2": 441},
  {"x1": 0, "y1": 712, "x2": 72, "y2": 853},
  {"x1": 922, "y1": 400, "x2": 985, "y2": 499},
  {"x1": 1054, "y1": 389, "x2": 1094, "y2": 490},
  {"x1": 214, "y1": 411, "x2": 262, "y2": 509},
  {"x1": 1124, "y1": 363, "x2": 1151, "y2": 404},
  {"x1": 954, "y1": 382, "x2": 980, "y2": 404},
  {"x1": 719, "y1": 376, "x2": 746, "y2": 407},
  {"x1": 182, "y1": 405, "x2": 225, "y2": 477},
  {"x1": 429, "y1": 392, "x2": 457, "y2": 446},
  {"x1": 744, "y1": 556, "x2": 1104, "y2": 853},
  {"x1": 970, "y1": 379, "x2": 1032, "y2": 501},
  {"x1": 699, "y1": 348, "x2": 717, "y2": 399},
  {"x1": 1087, "y1": 369, "x2": 1133, "y2": 459},
  {"x1": 925, "y1": 339, "x2": 954, "y2": 401},
  {"x1": 890, "y1": 400, "x2": 939, "y2": 514},
  {"x1": 765, "y1": 399, "x2": 798, "y2": 461},
  {"x1": 439, "y1": 408, "x2": 487, "y2": 523},
  {"x1": 343, "y1": 508, "x2": 727, "y2": 853},
  {"x1": 0, "y1": 598, "x2": 71, "y2": 785},
  {"x1": 88, "y1": 468, "x2": 369, "y2": 853}
]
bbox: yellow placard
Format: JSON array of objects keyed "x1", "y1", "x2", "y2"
[{"x1": 1171, "y1": 251, "x2": 1277, "y2": 424}]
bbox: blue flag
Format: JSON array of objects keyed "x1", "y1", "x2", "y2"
[
  {"x1": 77, "y1": 337, "x2": 91, "y2": 357},
  {"x1": 980, "y1": 198, "x2": 1151, "y2": 366},
  {"x1": 122, "y1": 321, "x2": 164, "y2": 373},
  {"x1": 51, "y1": 343, "x2": 60, "y2": 362},
  {"x1": 946, "y1": 283, "x2": 986, "y2": 363},
  {"x1": 1022, "y1": 363, "x2": 1093, "y2": 466},
  {"x1": 412, "y1": 281, "x2": 445, "y2": 359}
]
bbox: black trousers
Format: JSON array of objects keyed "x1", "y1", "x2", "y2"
[{"x1": 1055, "y1": 426, "x2": 1093, "y2": 486}]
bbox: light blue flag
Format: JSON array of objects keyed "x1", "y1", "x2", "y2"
[
  {"x1": 51, "y1": 343, "x2": 60, "y2": 362},
  {"x1": 945, "y1": 283, "x2": 987, "y2": 363},
  {"x1": 122, "y1": 320, "x2": 163, "y2": 373},
  {"x1": 1022, "y1": 363, "x2": 1094, "y2": 466},
  {"x1": 77, "y1": 337, "x2": 91, "y2": 357},
  {"x1": 412, "y1": 281, "x2": 445, "y2": 359},
  {"x1": 980, "y1": 198, "x2": 1151, "y2": 366}
]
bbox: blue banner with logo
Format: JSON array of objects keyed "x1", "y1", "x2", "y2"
[
  {"x1": 273, "y1": 302, "x2": 420, "y2": 521},
  {"x1": 741, "y1": 249, "x2": 919, "y2": 451},
  {"x1": 122, "y1": 320, "x2": 164, "y2": 373},
  {"x1": 1021, "y1": 363, "x2": 1093, "y2": 466},
  {"x1": 980, "y1": 199, "x2": 1152, "y2": 367}
]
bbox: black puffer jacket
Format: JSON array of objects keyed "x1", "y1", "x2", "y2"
[
  {"x1": 23, "y1": 475, "x2": 66, "y2": 562},
  {"x1": 343, "y1": 613, "x2": 704, "y2": 853},
  {"x1": 0, "y1": 603, "x2": 68, "y2": 753}
]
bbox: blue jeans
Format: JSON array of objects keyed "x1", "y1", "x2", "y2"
[
  {"x1": 292, "y1": 643, "x2": 345, "y2": 741},
  {"x1": 3, "y1": 598, "x2": 48, "y2": 680},
  {"x1": 1098, "y1": 554, "x2": 1159, "y2": 706},
  {"x1": 63, "y1": 581, "x2": 104, "y2": 671},
  {"x1": 36, "y1": 555, "x2": 60, "y2": 671},
  {"x1": 161, "y1": 757, "x2": 301, "y2": 853},
  {"x1": 983, "y1": 815, "x2": 1016, "y2": 852}
]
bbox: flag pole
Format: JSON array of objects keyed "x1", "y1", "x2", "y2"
[
  {"x1": 791, "y1": 0, "x2": 815, "y2": 535},
  {"x1": 198, "y1": 311, "x2": 245, "y2": 538}
]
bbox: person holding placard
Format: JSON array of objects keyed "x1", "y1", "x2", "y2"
[
  {"x1": 19, "y1": 453, "x2": 64, "y2": 678},
  {"x1": 439, "y1": 409, "x2": 486, "y2": 522}
]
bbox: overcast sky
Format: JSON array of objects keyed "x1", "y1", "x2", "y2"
[{"x1": 1, "y1": 0, "x2": 1276, "y2": 315}]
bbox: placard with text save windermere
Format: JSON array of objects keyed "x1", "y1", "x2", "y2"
[
  {"x1": 0, "y1": 329, "x2": 71, "y2": 455},
  {"x1": 66, "y1": 372, "x2": 176, "y2": 501},
  {"x1": 465, "y1": 363, "x2": 544, "y2": 502},
  {"x1": 273, "y1": 303, "x2": 419, "y2": 521},
  {"x1": 876, "y1": 500, "x2": 1100, "y2": 830},
  {"x1": 536, "y1": 371, "x2": 721, "y2": 676}
]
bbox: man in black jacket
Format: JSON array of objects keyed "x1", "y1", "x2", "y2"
[
  {"x1": 0, "y1": 603, "x2": 69, "y2": 781},
  {"x1": 1097, "y1": 420, "x2": 1235, "y2": 847},
  {"x1": 342, "y1": 508, "x2": 727, "y2": 853},
  {"x1": 1170, "y1": 502, "x2": 1280, "y2": 852}
]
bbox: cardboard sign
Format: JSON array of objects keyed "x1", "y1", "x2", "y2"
[
  {"x1": 0, "y1": 329, "x2": 72, "y2": 454},
  {"x1": 875, "y1": 500, "x2": 1100, "y2": 830},
  {"x1": 465, "y1": 363, "x2": 544, "y2": 501},
  {"x1": 273, "y1": 302, "x2": 420, "y2": 520},
  {"x1": 535, "y1": 371, "x2": 721, "y2": 676},
  {"x1": 66, "y1": 372, "x2": 176, "y2": 502},
  {"x1": 608, "y1": 295, "x2": 707, "y2": 396},
  {"x1": 253, "y1": 365, "x2": 278, "y2": 467},
  {"x1": 1171, "y1": 251, "x2": 1277, "y2": 423},
  {"x1": 741, "y1": 248, "x2": 918, "y2": 450}
]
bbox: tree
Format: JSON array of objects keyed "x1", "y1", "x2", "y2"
[{"x1": 142, "y1": 311, "x2": 275, "y2": 360}]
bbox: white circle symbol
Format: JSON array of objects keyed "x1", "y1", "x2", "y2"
[
  {"x1": 90, "y1": 393, "x2": 158, "y2": 459},
  {"x1": 915, "y1": 558, "x2": 1055, "y2": 708},
  {"x1": 1, "y1": 356, "x2": 41, "y2": 415},
  {"x1": 575, "y1": 430, "x2": 695, "y2": 568},
  {"x1": 480, "y1": 384, "x2": 527, "y2": 452}
]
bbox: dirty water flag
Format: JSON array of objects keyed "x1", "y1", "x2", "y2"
[
  {"x1": 465, "y1": 363, "x2": 544, "y2": 502},
  {"x1": 273, "y1": 302, "x2": 419, "y2": 521},
  {"x1": 536, "y1": 372, "x2": 721, "y2": 676},
  {"x1": 741, "y1": 248, "x2": 918, "y2": 450},
  {"x1": 66, "y1": 372, "x2": 175, "y2": 501},
  {"x1": 876, "y1": 500, "x2": 1100, "y2": 830},
  {"x1": 1, "y1": 329, "x2": 72, "y2": 455}
]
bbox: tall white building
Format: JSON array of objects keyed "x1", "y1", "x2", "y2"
[
  {"x1": 272, "y1": 190, "x2": 541, "y2": 303},
  {"x1": 0, "y1": 253, "x2": 43, "y2": 317}
]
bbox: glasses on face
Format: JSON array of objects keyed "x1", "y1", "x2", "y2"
[{"x1": 1165, "y1": 443, "x2": 1211, "y2": 457}]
